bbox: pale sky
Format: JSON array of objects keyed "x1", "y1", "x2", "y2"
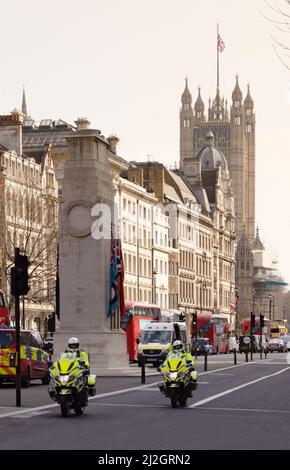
[{"x1": 1, "y1": 0, "x2": 290, "y2": 284}]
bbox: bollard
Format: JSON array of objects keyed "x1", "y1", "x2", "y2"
[
  {"x1": 204, "y1": 351, "x2": 208, "y2": 371},
  {"x1": 141, "y1": 356, "x2": 146, "y2": 384},
  {"x1": 234, "y1": 348, "x2": 237, "y2": 365},
  {"x1": 260, "y1": 348, "x2": 263, "y2": 360},
  {"x1": 245, "y1": 351, "x2": 249, "y2": 362},
  {"x1": 265, "y1": 349, "x2": 268, "y2": 359},
  {"x1": 250, "y1": 350, "x2": 253, "y2": 361}
]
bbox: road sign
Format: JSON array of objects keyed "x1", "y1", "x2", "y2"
[{"x1": 243, "y1": 336, "x2": 251, "y2": 344}]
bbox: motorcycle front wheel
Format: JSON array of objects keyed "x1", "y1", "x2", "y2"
[
  {"x1": 74, "y1": 404, "x2": 86, "y2": 415},
  {"x1": 170, "y1": 390, "x2": 179, "y2": 408},
  {"x1": 179, "y1": 396, "x2": 188, "y2": 407},
  {"x1": 60, "y1": 396, "x2": 71, "y2": 417}
]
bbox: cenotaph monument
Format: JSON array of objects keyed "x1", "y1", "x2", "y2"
[{"x1": 53, "y1": 118, "x2": 128, "y2": 370}]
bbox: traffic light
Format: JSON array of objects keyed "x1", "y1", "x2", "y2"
[
  {"x1": 260, "y1": 314, "x2": 265, "y2": 328},
  {"x1": 46, "y1": 313, "x2": 56, "y2": 333},
  {"x1": 192, "y1": 311, "x2": 197, "y2": 328},
  {"x1": 250, "y1": 313, "x2": 255, "y2": 329},
  {"x1": 11, "y1": 255, "x2": 30, "y2": 296}
]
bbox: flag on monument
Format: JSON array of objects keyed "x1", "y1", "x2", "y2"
[
  {"x1": 116, "y1": 240, "x2": 125, "y2": 319},
  {"x1": 107, "y1": 241, "x2": 119, "y2": 317},
  {"x1": 217, "y1": 33, "x2": 225, "y2": 52}
]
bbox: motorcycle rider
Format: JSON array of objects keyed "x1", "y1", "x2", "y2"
[
  {"x1": 159, "y1": 339, "x2": 196, "y2": 397},
  {"x1": 65, "y1": 337, "x2": 90, "y2": 372},
  {"x1": 170, "y1": 340, "x2": 195, "y2": 367}
]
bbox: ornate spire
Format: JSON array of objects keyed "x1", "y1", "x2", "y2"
[
  {"x1": 244, "y1": 83, "x2": 254, "y2": 107},
  {"x1": 253, "y1": 226, "x2": 265, "y2": 250},
  {"x1": 181, "y1": 76, "x2": 192, "y2": 105},
  {"x1": 21, "y1": 87, "x2": 27, "y2": 117},
  {"x1": 194, "y1": 86, "x2": 205, "y2": 122},
  {"x1": 232, "y1": 74, "x2": 243, "y2": 101}
]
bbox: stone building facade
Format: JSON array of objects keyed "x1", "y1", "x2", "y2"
[{"x1": 0, "y1": 112, "x2": 58, "y2": 333}]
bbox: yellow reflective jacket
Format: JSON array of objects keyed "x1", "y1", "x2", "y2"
[{"x1": 65, "y1": 349, "x2": 89, "y2": 369}]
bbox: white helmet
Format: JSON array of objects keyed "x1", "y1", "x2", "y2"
[
  {"x1": 68, "y1": 337, "x2": 80, "y2": 351},
  {"x1": 172, "y1": 340, "x2": 183, "y2": 353}
]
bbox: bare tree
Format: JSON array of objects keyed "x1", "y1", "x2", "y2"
[
  {"x1": 262, "y1": 0, "x2": 290, "y2": 69},
  {"x1": 3, "y1": 177, "x2": 58, "y2": 309}
]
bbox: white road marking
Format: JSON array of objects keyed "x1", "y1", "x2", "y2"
[
  {"x1": 12, "y1": 411, "x2": 51, "y2": 419},
  {"x1": 90, "y1": 403, "x2": 168, "y2": 409},
  {"x1": 188, "y1": 367, "x2": 290, "y2": 408},
  {"x1": 208, "y1": 373, "x2": 233, "y2": 376},
  {"x1": 196, "y1": 406, "x2": 290, "y2": 414},
  {"x1": 0, "y1": 360, "x2": 274, "y2": 419}
]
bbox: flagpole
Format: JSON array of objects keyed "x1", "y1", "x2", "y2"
[
  {"x1": 217, "y1": 23, "x2": 219, "y2": 91},
  {"x1": 217, "y1": 23, "x2": 220, "y2": 119}
]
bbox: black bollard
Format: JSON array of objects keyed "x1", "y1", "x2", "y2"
[
  {"x1": 260, "y1": 348, "x2": 263, "y2": 360},
  {"x1": 245, "y1": 351, "x2": 249, "y2": 362},
  {"x1": 204, "y1": 350, "x2": 208, "y2": 371},
  {"x1": 234, "y1": 348, "x2": 237, "y2": 365},
  {"x1": 141, "y1": 356, "x2": 146, "y2": 384}
]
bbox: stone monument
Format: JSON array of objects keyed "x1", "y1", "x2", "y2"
[{"x1": 53, "y1": 118, "x2": 128, "y2": 371}]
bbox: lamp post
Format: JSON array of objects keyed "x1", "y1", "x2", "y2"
[
  {"x1": 152, "y1": 269, "x2": 157, "y2": 304},
  {"x1": 235, "y1": 285, "x2": 239, "y2": 337},
  {"x1": 268, "y1": 295, "x2": 275, "y2": 321}
]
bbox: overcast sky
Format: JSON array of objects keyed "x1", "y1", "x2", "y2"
[{"x1": 1, "y1": 0, "x2": 290, "y2": 284}]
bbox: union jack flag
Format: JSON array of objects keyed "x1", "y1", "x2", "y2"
[
  {"x1": 230, "y1": 298, "x2": 237, "y2": 313},
  {"x1": 107, "y1": 237, "x2": 125, "y2": 318},
  {"x1": 217, "y1": 33, "x2": 225, "y2": 53}
]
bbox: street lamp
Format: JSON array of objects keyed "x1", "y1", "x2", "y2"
[
  {"x1": 152, "y1": 269, "x2": 157, "y2": 304},
  {"x1": 234, "y1": 285, "x2": 239, "y2": 336},
  {"x1": 268, "y1": 295, "x2": 275, "y2": 321}
]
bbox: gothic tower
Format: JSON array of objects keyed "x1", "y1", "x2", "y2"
[
  {"x1": 179, "y1": 75, "x2": 255, "y2": 243},
  {"x1": 180, "y1": 78, "x2": 194, "y2": 168}
]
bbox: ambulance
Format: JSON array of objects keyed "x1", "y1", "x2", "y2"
[{"x1": 137, "y1": 321, "x2": 189, "y2": 367}]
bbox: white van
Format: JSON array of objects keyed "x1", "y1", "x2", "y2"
[{"x1": 137, "y1": 322, "x2": 188, "y2": 367}]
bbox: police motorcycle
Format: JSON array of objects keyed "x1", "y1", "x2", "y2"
[
  {"x1": 48, "y1": 352, "x2": 96, "y2": 417},
  {"x1": 158, "y1": 351, "x2": 198, "y2": 408}
]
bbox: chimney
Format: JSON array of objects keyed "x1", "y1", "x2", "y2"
[
  {"x1": 0, "y1": 112, "x2": 24, "y2": 156},
  {"x1": 107, "y1": 135, "x2": 120, "y2": 154},
  {"x1": 74, "y1": 117, "x2": 91, "y2": 130}
]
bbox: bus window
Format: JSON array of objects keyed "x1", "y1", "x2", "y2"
[{"x1": 0, "y1": 331, "x2": 14, "y2": 348}]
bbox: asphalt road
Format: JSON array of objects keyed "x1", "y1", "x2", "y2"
[{"x1": 0, "y1": 353, "x2": 290, "y2": 450}]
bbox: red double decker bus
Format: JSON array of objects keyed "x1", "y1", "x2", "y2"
[
  {"x1": 191, "y1": 313, "x2": 230, "y2": 354},
  {"x1": 121, "y1": 301, "x2": 161, "y2": 362},
  {"x1": 242, "y1": 317, "x2": 270, "y2": 337},
  {"x1": 0, "y1": 291, "x2": 10, "y2": 326}
]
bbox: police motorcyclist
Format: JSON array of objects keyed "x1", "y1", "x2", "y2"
[
  {"x1": 170, "y1": 340, "x2": 195, "y2": 366},
  {"x1": 65, "y1": 337, "x2": 90, "y2": 372}
]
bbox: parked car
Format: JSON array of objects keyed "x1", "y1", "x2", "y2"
[
  {"x1": 191, "y1": 337, "x2": 214, "y2": 356},
  {"x1": 279, "y1": 335, "x2": 290, "y2": 348},
  {"x1": 267, "y1": 338, "x2": 286, "y2": 353}
]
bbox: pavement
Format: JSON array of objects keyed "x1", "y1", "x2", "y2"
[{"x1": 0, "y1": 353, "x2": 290, "y2": 450}]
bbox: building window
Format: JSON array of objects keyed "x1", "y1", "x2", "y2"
[
  {"x1": 246, "y1": 124, "x2": 251, "y2": 133},
  {"x1": 234, "y1": 117, "x2": 241, "y2": 125}
]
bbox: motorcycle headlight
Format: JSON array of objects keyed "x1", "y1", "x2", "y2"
[
  {"x1": 169, "y1": 372, "x2": 178, "y2": 381},
  {"x1": 59, "y1": 375, "x2": 69, "y2": 385}
]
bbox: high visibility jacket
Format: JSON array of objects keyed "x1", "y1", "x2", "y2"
[{"x1": 65, "y1": 349, "x2": 89, "y2": 369}]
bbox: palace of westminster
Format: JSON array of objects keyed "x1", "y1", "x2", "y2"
[{"x1": 0, "y1": 78, "x2": 287, "y2": 333}]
